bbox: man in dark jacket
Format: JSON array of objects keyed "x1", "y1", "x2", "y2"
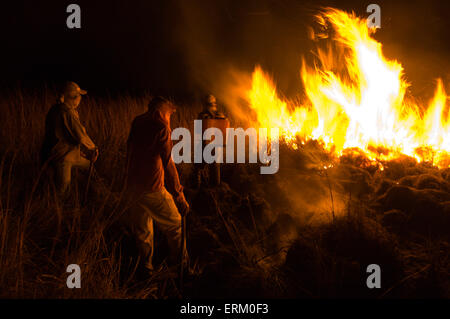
[
  {"x1": 125, "y1": 96, "x2": 189, "y2": 274},
  {"x1": 197, "y1": 94, "x2": 226, "y2": 120},
  {"x1": 41, "y1": 81, "x2": 98, "y2": 194},
  {"x1": 195, "y1": 94, "x2": 226, "y2": 188}
]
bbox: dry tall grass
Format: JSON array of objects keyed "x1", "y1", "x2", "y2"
[
  {"x1": 0, "y1": 86, "x2": 204, "y2": 298},
  {"x1": 1, "y1": 86, "x2": 448, "y2": 299}
]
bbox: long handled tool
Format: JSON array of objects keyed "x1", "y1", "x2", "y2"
[
  {"x1": 84, "y1": 148, "x2": 97, "y2": 204},
  {"x1": 179, "y1": 212, "x2": 187, "y2": 294},
  {"x1": 84, "y1": 160, "x2": 94, "y2": 204}
]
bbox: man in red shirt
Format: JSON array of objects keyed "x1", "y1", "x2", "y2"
[{"x1": 125, "y1": 96, "x2": 189, "y2": 275}]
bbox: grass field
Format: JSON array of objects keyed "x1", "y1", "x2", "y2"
[{"x1": 0, "y1": 85, "x2": 449, "y2": 298}]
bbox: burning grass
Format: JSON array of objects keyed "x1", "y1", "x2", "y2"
[{"x1": 229, "y1": 9, "x2": 450, "y2": 168}]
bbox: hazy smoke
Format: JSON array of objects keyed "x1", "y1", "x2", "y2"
[{"x1": 172, "y1": 0, "x2": 449, "y2": 103}]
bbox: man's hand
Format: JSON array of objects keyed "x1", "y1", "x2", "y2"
[
  {"x1": 91, "y1": 147, "x2": 99, "y2": 163},
  {"x1": 175, "y1": 192, "x2": 190, "y2": 217}
]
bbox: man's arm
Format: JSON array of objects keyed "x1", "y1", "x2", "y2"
[
  {"x1": 159, "y1": 125, "x2": 183, "y2": 198},
  {"x1": 159, "y1": 125, "x2": 189, "y2": 215},
  {"x1": 63, "y1": 109, "x2": 96, "y2": 151}
]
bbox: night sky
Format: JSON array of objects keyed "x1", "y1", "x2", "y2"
[{"x1": 0, "y1": 0, "x2": 449, "y2": 99}]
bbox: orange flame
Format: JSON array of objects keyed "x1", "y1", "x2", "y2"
[{"x1": 246, "y1": 8, "x2": 449, "y2": 167}]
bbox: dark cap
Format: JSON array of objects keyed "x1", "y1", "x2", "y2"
[
  {"x1": 204, "y1": 94, "x2": 217, "y2": 106},
  {"x1": 62, "y1": 81, "x2": 87, "y2": 97},
  {"x1": 148, "y1": 96, "x2": 176, "y2": 112}
]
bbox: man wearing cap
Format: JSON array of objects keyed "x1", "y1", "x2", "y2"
[
  {"x1": 41, "y1": 81, "x2": 98, "y2": 195},
  {"x1": 198, "y1": 94, "x2": 226, "y2": 120},
  {"x1": 125, "y1": 96, "x2": 189, "y2": 276},
  {"x1": 195, "y1": 94, "x2": 226, "y2": 188}
]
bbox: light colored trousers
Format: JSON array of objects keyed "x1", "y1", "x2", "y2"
[
  {"x1": 54, "y1": 153, "x2": 90, "y2": 194},
  {"x1": 127, "y1": 187, "x2": 187, "y2": 270}
]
